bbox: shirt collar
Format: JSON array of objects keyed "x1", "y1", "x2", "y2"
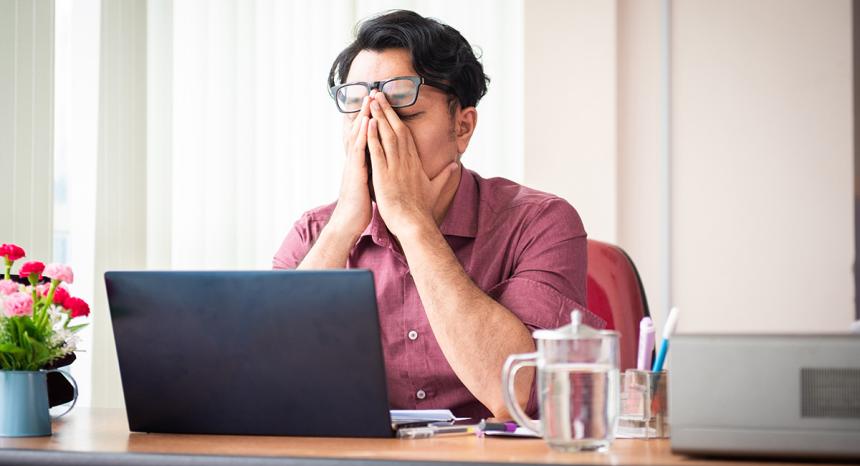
[
  {"x1": 359, "y1": 165, "x2": 479, "y2": 243},
  {"x1": 360, "y1": 203, "x2": 388, "y2": 246},
  {"x1": 438, "y1": 166, "x2": 479, "y2": 238}
]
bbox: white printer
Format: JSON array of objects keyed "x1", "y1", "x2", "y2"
[{"x1": 670, "y1": 334, "x2": 860, "y2": 459}]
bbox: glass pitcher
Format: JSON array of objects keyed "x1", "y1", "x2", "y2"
[{"x1": 502, "y1": 310, "x2": 620, "y2": 452}]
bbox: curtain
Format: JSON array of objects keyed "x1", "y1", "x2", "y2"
[
  {"x1": 0, "y1": 0, "x2": 55, "y2": 261},
  {"x1": 149, "y1": 0, "x2": 524, "y2": 270},
  {"x1": 54, "y1": 0, "x2": 523, "y2": 409}
]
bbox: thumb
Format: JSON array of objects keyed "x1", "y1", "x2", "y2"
[{"x1": 429, "y1": 162, "x2": 460, "y2": 197}]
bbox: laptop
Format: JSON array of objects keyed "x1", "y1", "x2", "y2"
[{"x1": 105, "y1": 270, "x2": 395, "y2": 438}]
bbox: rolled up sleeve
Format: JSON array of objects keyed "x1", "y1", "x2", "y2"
[
  {"x1": 273, "y1": 213, "x2": 318, "y2": 270},
  {"x1": 486, "y1": 197, "x2": 609, "y2": 417}
]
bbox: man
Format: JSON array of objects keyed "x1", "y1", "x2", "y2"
[{"x1": 274, "y1": 10, "x2": 613, "y2": 419}]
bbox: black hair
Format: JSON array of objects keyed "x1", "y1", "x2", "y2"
[{"x1": 328, "y1": 10, "x2": 490, "y2": 110}]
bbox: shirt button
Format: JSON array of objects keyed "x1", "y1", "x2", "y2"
[
  {"x1": 407, "y1": 330, "x2": 418, "y2": 341},
  {"x1": 416, "y1": 389, "x2": 427, "y2": 400}
]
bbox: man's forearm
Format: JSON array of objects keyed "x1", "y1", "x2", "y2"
[
  {"x1": 297, "y1": 224, "x2": 359, "y2": 269},
  {"x1": 397, "y1": 220, "x2": 535, "y2": 418}
]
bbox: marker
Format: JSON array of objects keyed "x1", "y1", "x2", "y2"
[
  {"x1": 651, "y1": 307, "x2": 679, "y2": 372},
  {"x1": 397, "y1": 424, "x2": 478, "y2": 439},
  {"x1": 478, "y1": 420, "x2": 517, "y2": 433},
  {"x1": 636, "y1": 317, "x2": 656, "y2": 370}
]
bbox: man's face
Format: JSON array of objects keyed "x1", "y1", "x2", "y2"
[{"x1": 342, "y1": 48, "x2": 460, "y2": 185}]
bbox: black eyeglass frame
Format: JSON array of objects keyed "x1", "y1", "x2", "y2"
[{"x1": 328, "y1": 76, "x2": 456, "y2": 113}]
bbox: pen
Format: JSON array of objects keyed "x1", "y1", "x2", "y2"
[
  {"x1": 636, "y1": 317, "x2": 656, "y2": 370},
  {"x1": 393, "y1": 420, "x2": 453, "y2": 429},
  {"x1": 477, "y1": 420, "x2": 517, "y2": 433},
  {"x1": 651, "y1": 307, "x2": 679, "y2": 372},
  {"x1": 397, "y1": 424, "x2": 478, "y2": 439}
]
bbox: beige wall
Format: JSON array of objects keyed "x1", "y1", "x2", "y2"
[
  {"x1": 671, "y1": 0, "x2": 854, "y2": 333},
  {"x1": 524, "y1": 0, "x2": 619, "y2": 244},
  {"x1": 617, "y1": 0, "x2": 668, "y2": 331},
  {"x1": 525, "y1": 0, "x2": 855, "y2": 334}
]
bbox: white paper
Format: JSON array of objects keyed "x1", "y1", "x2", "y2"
[{"x1": 485, "y1": 426, "x2": 636, "y2": 439}]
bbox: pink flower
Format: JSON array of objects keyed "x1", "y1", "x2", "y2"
[
  {"x1": 43, "y1": 263, "x2": 74, "y2": 284},
  {"x1": 18, "y1": 261, "x2": 45, "y2": 280},
  {"x1": 0, "y1": 279, "x2": 19, "y2": 296},
  {"x1": 0, "y1": 244, "x2": 26, "y2": 262},
  {"x1": 38, "y1": 283, "x2": 70, "y2": 306},
  {"x1": 64, "y1": 297, "x2": 90, "y2": 318},
  {"x1": 3, "y1": 292, "x2": 34, "y2": 317}
]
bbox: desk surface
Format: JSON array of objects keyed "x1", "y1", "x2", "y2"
[{"x1": 0, "y1": 408, "x2": 845, "y2": 466}]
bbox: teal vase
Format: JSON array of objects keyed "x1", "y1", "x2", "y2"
[{"x1": 0, "y1": 369, "x2": 77, "y2": 437}]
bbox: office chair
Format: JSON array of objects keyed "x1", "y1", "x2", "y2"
[{"x1": 586, "y1": 240, "x2": 651, "y2": 371}]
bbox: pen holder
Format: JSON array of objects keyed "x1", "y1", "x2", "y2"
[{"x1": 618, "y1": 370, "x2": 669, "y2": 439}]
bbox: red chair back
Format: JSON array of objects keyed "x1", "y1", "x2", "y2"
[{"x1": 586, "y1": 240, "x2": 650, "y2": 371}]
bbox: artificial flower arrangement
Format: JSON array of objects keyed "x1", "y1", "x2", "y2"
[{"x1": 0, "y1": 243, "x2": 90, "y2": 371}]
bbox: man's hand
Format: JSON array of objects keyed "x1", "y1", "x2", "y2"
[
  {"x1": 328, "y1": 96, "x2": 373, "y2": 240},
  {"x1": 366, "y1": 91, "x2": 459, "y2": 238},
  {"x1": 296, "y1": 97, "x2": 373, "y2": 269}
]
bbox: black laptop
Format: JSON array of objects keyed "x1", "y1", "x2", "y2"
[{"x1": 104, "y1": 270, "x2": 394, "y2": 438}]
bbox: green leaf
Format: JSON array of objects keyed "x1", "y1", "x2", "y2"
[
  {"x1": 0, "y1": 353, "x2": 15, "y2": 369},
  {"x1": 16, "y1": 322, "x2": 31, "y2": 352},
  {"x1": 29, "y1": 332, "x2": 51, "y2": 367},
  {"x1": 0, "y1": 343, "x2": 24, "y2": 355},
  {"x1": 22, "y1": 334, "x2": 53, "y2": 371},
  {"x1": 66, "y1": 323, "x2": 89, "y2": 333}
]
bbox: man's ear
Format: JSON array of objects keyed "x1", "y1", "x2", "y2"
[{"x1": 455, "y1": 107, "x2": 478, "y2": 155}]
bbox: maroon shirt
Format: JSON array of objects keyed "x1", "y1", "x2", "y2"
[{"x1": 273, "y1": 167, "x2": 612, "y2": 418}]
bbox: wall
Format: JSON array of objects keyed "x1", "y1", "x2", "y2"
[
  {"x1": 525, "y1": 0, "x2": 855, "y2": 335},
  {"x1": 524, "y1": 0, "x2": 619, "y2": 245},
  {"x1": 670, "y1": 0, "x2": 854, "y2": 333}
]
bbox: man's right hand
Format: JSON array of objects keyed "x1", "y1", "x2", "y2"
[
  {"x1": 297, "y1": 97, "x2": 372, "y2": 270},
  {"x1": 328, "y1": 95, "x2": 373, "y2": 240}
]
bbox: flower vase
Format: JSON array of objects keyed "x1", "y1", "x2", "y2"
[{"x1": 0, "y1": 369, "x2": 77, "y2": 437}]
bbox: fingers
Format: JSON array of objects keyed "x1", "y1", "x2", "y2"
[
  {"x1": 369, "y1": 92, "x2": 400, "y2": 163},
  {"x1": 352, "y1": 116, "x2": 369, "y2": 158},
  {"x1": 346, "y1": 96, "x2": 372, "y2": 160},
  {"x1": 367, "y1": 118, "x2": 387, "y2": 172},
  {"x1": 343, "y1": 116, "x2": 369, "y2": 179},
  {"x1": 350, "y1": 96, "x2": 372, "y2": 141},
  {"x1": 372, "y1": 92, "x2": 409, "y2": 137}
]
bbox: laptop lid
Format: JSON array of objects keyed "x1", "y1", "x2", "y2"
[{"x1": 105, "y1": 270, "x2": 393, "y2": 438}]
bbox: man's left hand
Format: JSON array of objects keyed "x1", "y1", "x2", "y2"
[{"x1": 366, "y1": 91, "x2": 459, "y2": 238}]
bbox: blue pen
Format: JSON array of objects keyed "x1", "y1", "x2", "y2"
[{"x1": 651, "y1": 307, "x2": 679, "y2": 372}]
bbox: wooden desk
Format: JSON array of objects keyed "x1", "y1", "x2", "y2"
[{"x1": 0, "y1": 408, "x2": 844, "y2": 466}]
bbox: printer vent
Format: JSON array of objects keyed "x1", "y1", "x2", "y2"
[{"x1": 801, "y1": 368, "x2": 860, "y2": 418}]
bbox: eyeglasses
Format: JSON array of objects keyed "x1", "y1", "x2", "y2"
[{"x1": 328, "y1": 76, "x2": 455, "y2": 113}]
